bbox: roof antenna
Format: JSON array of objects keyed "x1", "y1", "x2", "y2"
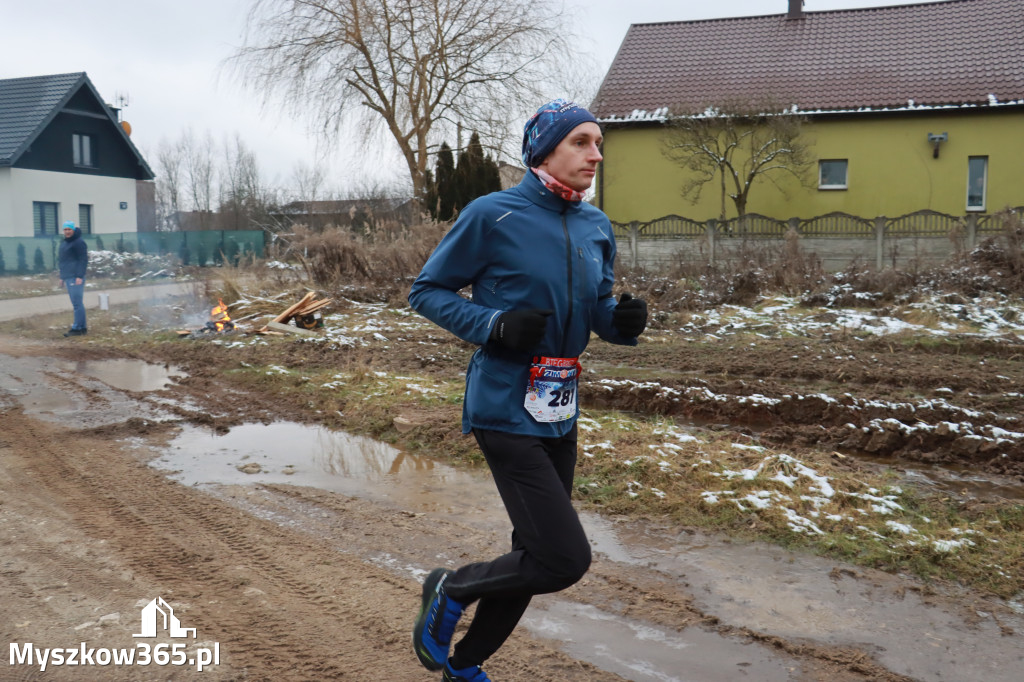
[
  {"x1": 114, "y1": 91, "x2": 130, "y2": 120},
  {"x1": 114, "y1": 91, "x2": 133, "y2": 136}
]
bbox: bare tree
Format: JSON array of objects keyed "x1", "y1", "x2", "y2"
[
  {"x1": 220, "y1": 134, "x2": 275, "y2": 230},
  {"x1": 291, "y1": 159, "x2": 326, "y2": 206},
  {"x1": 662, "y1": 101, "x2": 815, "y2": 223},
  {"x1": 154, "y1": 139, "x2": 184, "y2": 231},
  {"x1": 181, "y1": 129, "x2": 217, "y2": 227},
  {"x1": 230, "y1": 0, "x2": 571, "y2": 204}
]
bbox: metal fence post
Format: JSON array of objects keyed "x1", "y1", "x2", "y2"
[{"x1": 874, "y1": 216, "x2": 886, "y2": 269}]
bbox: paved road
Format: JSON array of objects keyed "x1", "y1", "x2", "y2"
[{"x1": 0, "y1": 281, "x2": 197, "y2": 323}]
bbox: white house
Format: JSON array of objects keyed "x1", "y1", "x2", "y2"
[{"x1": 0, "y1": 72, "x2": 154, "y2": 238}]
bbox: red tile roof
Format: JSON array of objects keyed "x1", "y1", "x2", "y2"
[{"x1": 591, "y1": 0, "x2": 1024, "y2": 121}]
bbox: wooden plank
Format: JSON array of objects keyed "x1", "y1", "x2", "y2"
[
  {"x1": 294, "y1": 299, "x2": 332, "y2": 315},
  {"x1": 272, "y1": 291, "x2": 317, "y2": 323},
  {"x1": 266, "y1": 320, "x2": 320, "y2": 336}
]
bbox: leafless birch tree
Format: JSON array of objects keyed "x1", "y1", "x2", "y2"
[
  {"x1": 230, "y1": 0, "x2": 571, "y2": 204},
  {"x1": 662, "y1": 102, "x2": 815, "y2": 223}
]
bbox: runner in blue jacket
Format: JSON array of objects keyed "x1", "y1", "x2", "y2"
[{"x1": 409, "y1": 99, "x2": 648, "y2": 682}]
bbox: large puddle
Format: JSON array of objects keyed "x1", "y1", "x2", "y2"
[
  {"x1": 56, "y1": 358, "x2": 185, "y2": 392},
  {"x1": 522, "y1": 601, "x2": 793, "y2": 682},
  {"x1": 157, "y1": 422, "x2": 504, "y2": 521},
  {"x1": 0, "y1": 354, "x2": 180, "y2": 423}
]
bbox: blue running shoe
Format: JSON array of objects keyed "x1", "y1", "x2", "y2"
[
  {"x1": 413, "y1": 568, "x2": 465, "y2": 671},
  {"x1": 443, "y1": 660, "x2": 491, "y2": 682}
]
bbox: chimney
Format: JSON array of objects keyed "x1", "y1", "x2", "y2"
[{"x1": 788, "y1": 0, "x2": 804, "y2": 19}]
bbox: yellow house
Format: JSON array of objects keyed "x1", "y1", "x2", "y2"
[{"x1": 591, "y1": 0, "x2": 1024, "y2": 224}]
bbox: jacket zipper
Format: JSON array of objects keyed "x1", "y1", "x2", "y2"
[
  {"x1": 561, "y1": 211, "x2": 572, "y2": 357},
  {"x1": 577, "y1": 246, "x2": 586, "y2": 299}
]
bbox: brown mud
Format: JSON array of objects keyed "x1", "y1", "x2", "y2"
[{"x1": 1, "y1": 319, "x2": 1022, "y2": 681}]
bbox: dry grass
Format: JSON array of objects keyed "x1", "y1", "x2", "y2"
[
  {"x1": 164, "y1": 210, "x2": 1024, "y2": 320},
  {"x1": 282, "y1": 221, "x2": 447, "y2": 303}
]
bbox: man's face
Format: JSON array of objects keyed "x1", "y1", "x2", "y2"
[
  {"x1": 538, "y1": 122, "x2": 603, "y2": 192},
  {"x1": 63, "y1": 228, "x2": 74, "y2": 237}
]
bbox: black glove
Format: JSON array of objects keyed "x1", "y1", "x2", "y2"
[
  {"x1": 612, "y1": 293, "x2": 647, "y2": 337},
  {"x1": 490, "y1": 308, "x2": 553, "y2": 351}
]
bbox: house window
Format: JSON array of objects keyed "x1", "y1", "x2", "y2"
[
  {"x1": 78, "y1": 204, "x2": 93, "y2": 235},
  {"x1": 33, "y1": 201, "x2": 60, "y2": 236},
  {"x1": 966, "y1": 156, "x2": 987, "y2": 211},
  {"x1": 818, "y1": 160, "x2": 848, "y2": 190},
  {"x1": 72, "y1": 133, "x2": 94, "y2": 167}
]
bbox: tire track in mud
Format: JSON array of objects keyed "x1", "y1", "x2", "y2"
[
  {"x1": 3, "y1": 411, "x2": 385, "y2": 675},
  {"x1": 0, "y1": 410, "x2": 626, "y2": 681},
  {"x1": 1, "y1": 411, "x2": 381, "y2": 679}
]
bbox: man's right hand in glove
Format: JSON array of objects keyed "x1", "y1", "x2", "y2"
[{"x1": 490, "y1": 308, "x2": 553, "y2": 352}]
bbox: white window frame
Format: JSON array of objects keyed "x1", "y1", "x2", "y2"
[
  {"x1": 966, "y1": 156, "x2": 987, "y2": 212},
  {"x1": 818, "y1": 159, "x2": 848, "y2": 190},
  {"x1": 72, "y1": 133, "x2": 94, "y2": 167}
]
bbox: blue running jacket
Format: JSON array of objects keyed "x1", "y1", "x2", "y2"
[{"x1": 409, "y1": 170, "x2": 637, "y2": 438}]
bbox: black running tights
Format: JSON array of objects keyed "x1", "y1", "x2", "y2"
[{"x1": 445, "y1": 425, "x2": 591, "y2": 667}]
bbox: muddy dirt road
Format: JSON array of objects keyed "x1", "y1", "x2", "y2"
[{"x1": 1, "y1": 332, "x2": 1022, "y2": 681}]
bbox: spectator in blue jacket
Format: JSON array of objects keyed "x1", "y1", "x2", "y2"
[
  {"x1": 58, "y1": 220, "x2": 88, "y2": 336},
  {"x1": 409, "y1": 99, "x2": 648, "y2": 682}
]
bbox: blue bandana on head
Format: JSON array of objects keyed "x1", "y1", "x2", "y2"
[{"x1": 521, "y1": 99, "x2": 598, "y2": 168}]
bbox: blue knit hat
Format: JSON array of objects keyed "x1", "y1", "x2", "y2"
[
  {"x1": 63, "y1": 220, "x2": 76, "y2": 229},
  {"x1": 521, "y1": 99, "x2": 598, "y2": 168}
]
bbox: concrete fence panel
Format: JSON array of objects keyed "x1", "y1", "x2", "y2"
[{"x1": 612, "y1": 208, "x2": 1021, "y2": 272}]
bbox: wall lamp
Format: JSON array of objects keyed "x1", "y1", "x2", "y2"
[{"x1": 927, "y1": 132, "x2": 948, "y2": 158}]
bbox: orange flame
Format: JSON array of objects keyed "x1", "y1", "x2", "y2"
[{"x1": 211, "y1": 299, "x2": 231, "y2": 331}]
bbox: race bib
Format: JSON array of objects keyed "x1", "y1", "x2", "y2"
[{"x1": 524, "y1": 356, "x2": 581, "y2": 423}]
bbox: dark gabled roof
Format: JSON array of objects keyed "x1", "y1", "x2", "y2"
[
  {"x1": 0, "y1": 71, "x2": 154, "y2": 177},
  {"x1": 591, "y1": 0, "x2": 1024, "y2": 121},
  {"x1": 0, "y1": 72, "x2": 84, "y2": 164}
]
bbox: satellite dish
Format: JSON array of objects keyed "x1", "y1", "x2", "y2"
[{"x1": 121, "y1": 120, "x2": 132, "y2": 136}]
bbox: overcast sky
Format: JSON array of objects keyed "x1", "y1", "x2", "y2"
[{"x1": 1, "y1": 0, "x2": 946, "y2": 195}]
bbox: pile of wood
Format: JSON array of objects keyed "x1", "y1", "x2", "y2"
[{"x1": 259, "y1": 291, "x2": 332, "y2": 335}]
